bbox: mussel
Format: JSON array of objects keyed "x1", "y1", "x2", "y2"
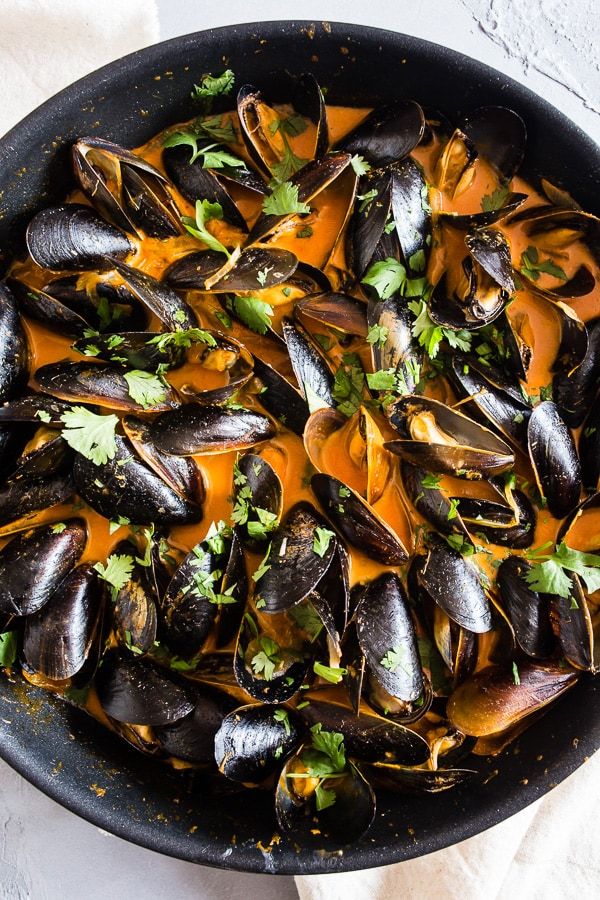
[
  {"x1": 26, "y1": 205, "x2": 133, "y2": 271},
  {"x1": 147, "y1": 403, "x2": 276, "y2": 456},
  {"x1": 215, "y1": 704, "x2": 301, "y2": 783}
]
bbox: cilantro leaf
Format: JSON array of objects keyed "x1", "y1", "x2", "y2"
[
  {"x1": 308, "y1": 723, "x2": 346, "y2": 772},
  {"x1": 192, "y1": 69, "x2": 235, "y2": 101},
  {"x1": 525, "y1": 542, "x2": 600, "y2": 598},
  {"x1": 312, "y1": 527, "x2": 335, "y2": 558},
  {"x1": 147, "y1": 328, "x2": 217, "y2": 351},
  {"x1": 262, "y1": 181, "x2": 311, "y2": 216},
  {"x1": 273, "y1": 708, "x2": 291, "y2": 735},
  {"x1": 350, "y1": 155, "x2": 371, "y2": 176},
  {"x1": 313, "y1": 661, "x2": 347, "y2": 684},
  {"x1": 519, "y1": 245, "x2": 567, "y2": 282},
  {"x1": 481, "y1": 183, "x2": 510, "y2": 212},
  {"x1": 198, "y1": 115, "x2": 237, "y2": 144},
  {"x1": 380, "y1": 645, "x2": 411, "y2": 676},
  {"x1": 332, "y1": 356, "x2": 365, "y2": 417},
  {"x1": 0, "y1": 631, "x2": 17, "y2": 667},
  {"x1": 251, "y1": 635, "x2": 281, "y2": 681},
  {"x1": 182, "y1": 199, "x2": 231, "y2": 258},
  {"x1": 123, "y1": 370, "x2": 167, "y2": 409},
  {"x1": 408, "y1": 298, "x2": 472, "y2": 359},
  {"x1": 231, "y1": 295, "x2": 274, "y2": 335},
  {"x1": 60, "y1": 406, "x2": 118, "y2": 466},
  {"x1": 289, "y1": 601, "x2": 324, "y2": 642},
  {"x1": 362, "y1": 258, "x2": 407, "y2": 299},
  {"x1": 366, "y1": 324, "x2": 389, "y2": 347},
  {"x1": 94, "y1": 554, "x2": 134, "y2": 593}
]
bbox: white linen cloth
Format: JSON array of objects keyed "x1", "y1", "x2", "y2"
[{"x1": 1, "y1": 5, "x2": 598, "y2": 898}]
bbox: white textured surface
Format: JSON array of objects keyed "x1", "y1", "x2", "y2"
[{"x1": 1, "y1": 1, "x2": 598, "y2": 898}]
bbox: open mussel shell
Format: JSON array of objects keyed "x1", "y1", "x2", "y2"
[
  {"x1": 298, "y1": 695, "x2": 430, "y2": 765},
  {"x1": 0, "y1": 519, "x2": 87, "y2": 617},
  {"x1": 449, "y1": 355, "x2": 531, "y2": 449},
  {"x1": 236, "y1": 83, "x2": 290, "y2": 176},
  {"x1": 72, "y1": 331, "x2": 185, "y2": 371},
  {"x1": 252, "y1": 355, "x2": 310, "y2": 437},
  {"x1": 154, "y1": 684, "x2": 238, "y2": 764},
  {"x1": 8, "y1": 428, "x2": 72, "y2": 482},
  {"x1": 339, "y1": 100, "x2": 425, "y2": 166},
  {"x1": 390, "y1": 156, "x2": 431, "y2": 272},
  {"x1": 554, "y1": 317, "x2": 600, "y2": 428},
  {"x1": 0, "y1": 393, "x2": 74, "y2": 427},
  {"x1": 456, "y1": 491, "x2": 536, "y2": 549},
  {"x1": 400, "y1": 462, "x2": 470, "y2": 539},
  {"x1": 580, "y1": 396, "x2": 600, "y2": 492},
  {"x1": 0, "y1": 282, "x2": 29, "y2": 404},
  {"x1": 465, "y1": 227, "x2": 516, "y2": 293},
  {"x1": 35, "y1": 361, "x2": 178, "y2": 412},
  {"x1": 249, "y1": 152, "x2": 352, "y2": 243},
  {"x1": 255, "y1": 502, "x2": 336, "y2": 613},
  {"x1": 513, "y1": 206, "x2": 600, "y2": 260},
  {"x1": 26, "y1": 205, "x2": 133, "y2": 271},
  {"x1": 282, "y1": 317, "x2": 335, "y2": 410},
  {"x1": 72, "y1": 137, "x2": 182, "y2": 238},
  {"x1": 419, "y1": 541, "x2": 493, "y2": 634},
  {"x1": 215, "y1": 531, "x2": 248, "y2": 648},
  {"x1": 165, "y1": 246, "x2": 298, "y2": 293},
  {"x1": 10, "y1": 279, "x2": 94, "y2": 339},
  {"x1": 0, "y1": 474, "x2": 75, "y2": 534},
  {"x1": 350, "y1": 168, "x2": 393, "y2": 278},
  {"x1": 160, "y1": 539, "x2": 222, "y2": 656},
  {"x1": 386, "y1": 395, "x2": 514, "y2": 478},
  {"x1": 96, "y1": 652, "x2": 194, "y2": 726},
  {"x1": 23, "y1": 564, "x2": 105, "y2": 680},
  {"x1": 440, "y1": 192, "x2": 527, "y2": 230},
  {"x1": 233, "y1": 453, "x2": 283, "y2": 550},
  {"x1": 73, "y1": 434, "x2": 202, "y2": 525},
  {"x1": 275, "y1": 754, "x2": 375, "y2": 850},
  {"x1": 148, "y1": 403, "x2": 276, "y2": 456},
  {"x1": 367, "y1": 762, "x2": 476, "y2": 794},
  {"x1": 162, "y1": 144, "x2": 249, "y2": 232},
  {"x1": 434, "y1": 128, "x2": 477, "y2": 198},
  {"x1": 461, "y1": 106, "x2": 526, "y2": 180},
  {"x1": 497, "y1": 556, "x2": 555, "y2": 658},
  {"x1": 527, "y1": 401, "x2": 581, "y2": 519},
  {"x1": 41, "y1": 273, "x2": 148, "y2": 334},
  {"x1": 293, "y1": 72, "x2": 329, "y2": 159},
  {"x1": 122, "y1": 415, "x2": 205, "y2": 505},
  {"x1": 215, "y1": 704, "x2": 301, "y2": 784},
  {"x1": 311, "y1": 473, "x2": 409, "y2": 565},
  {"x1": 234, "y1": 613, "x2": 310, "y2": 703},
  {"x1": 111, "y1": 260, "x2": 196, "y2": 330},
  {"x1": 176, "y1": 334, "x2": 254, "y2": 405},
  {"x1": 447, "y1": 662, "x2": 578, "y2": 737},
  {"x1": 355, "y1": 573, "x2": 423, "y2": 703},
  {"x1": 112, "y1": 545, "x2": 158, "y2": 654},
  {"x1": 295, "y1": 292, "x2": 367, "y2": 337}
]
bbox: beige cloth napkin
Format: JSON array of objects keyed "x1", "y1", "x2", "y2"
[
  {"x1": 0, "y1": 0, "x2": 159, "y2": 137},
  {"x1": 2, "y1": 5, "x2": 599, "y2": 896}
]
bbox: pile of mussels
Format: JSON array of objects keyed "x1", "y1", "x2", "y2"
[{"x1": 0, "y1": 70, "x2": 599, "y2": 849}]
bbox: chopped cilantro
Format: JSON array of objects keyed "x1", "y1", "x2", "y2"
[
  {"x1": 312, "y1": 527, "x2": 335, "y2": 558},
  {"x1": 366, "y1": 324, "x2": 389, "y2": 347},
  {"x1": 60, "y1": 406, "x2": 118, "y2": 466},
  {"x1": 481, "y1": 183, "x2": 510, "y2": 212},
  {"x1": 273, "y1": 708, "x2": 291, "y2": 735},
  {"x1": 123, "y1": 370, "x2": 167, "y2": 409},
  {"x1": 525, "y1": 542, "x2": 600, "y2": 598},
  {"x1": 262, "y1": 181, "x2": 311, "y2": 216},
  {"x1": 0, "y1": 631, "x2": 17, "y2": 667},
  {"x1": 313, "y1": 661, "x2": 347, "y2": 684},
  {"x1": 350, "y1": 154, "x2": 371, "y2": 176},
  {"x1": 362, "y1": 258, "x2": 407, "y2": 300},
  {"x1": 94, "y1": 554, "x2": 134, "y2": 594},
  {"x1": 231, "y1": 295, "x2": 274, "y2": 335},
  {"x1": 182, "y1": 199, "x2": 231, "y2": 258},
  {"x1": 251, "y1": 635, "x2": 281, "y2": 681},
  {"x1": 192, "y1": 69, "x2": 235, "y2": 102},
  {"x1": 520, "y1": 245, "x2": 567, "y2": 282},
  {"x1": 147, "y1": 328, "x2": 216, "y2": 351}
]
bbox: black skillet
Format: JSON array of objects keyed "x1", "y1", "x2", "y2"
[{"x1": 0, "y1": 20, "x2": 599, "y2": 875}]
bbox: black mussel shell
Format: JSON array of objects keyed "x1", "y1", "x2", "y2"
[
  {"x1": 215, "y1": 530, "x2": 247, "y2": 649},
  {"x1": 122, "y1": 415, "x2": 205, "y2": 505},
  {"x1": 175, "y1": 333, "x2": 254, "y2": 404},
  {"x1": 293, "y1": 72, "x2": 329, "y2": 159},
  {"x1": 497, "y1": 556, "x2": 555, "y2": 659},
  {"x1": 26, "y1": 205, "x2": 133, "y2": 271},
  {"x1": 355, "y1": 573, "x2": 423, "y2": 702},
  {"x1": 10, "y1": 278, "x2": 91, "y2": 338},
  {"x1": 367, "y1": 762, "x2": 476, "y2": 794},
  {"x1": 312, "y1": 473, "x2": 409, "y2": 564},
  {"x1": 419, "y1": 542, "x2": 493, "y2": 634},
  {"x1": 435, "y1": 129, "x2": 477, "y2": 197},
  {"x1": 550, "y1": 576, "x2": 594, "y2": 672},
  {"x1": 35, "y1": 361, "x2": 178, "y2": 412},
  {"x1": 0, "y1": 282, "x2": 29, "y2": 404},
  {"x1": 162, "y1": 144, "x2": 249, "y2": 232},
  {"x1": 161, "y1": 540, "x2": 219, "y2": 657},
  {"x1": 440, "y1": 192, "x2": 527, "y2": 230},
  {"x1": 367, "y1": 298, "x2": 421, "y2": 393},
  {"x1": 95, "y1": 652, "x2": 194, "y2": 726},
  {"x1": 465, "y1": 227, "x2": 516, "y2": 293},
  {"x1": 215, "y1": 704, "x2": 301, "y2": 783},
  {"x1": 111, "y1": 260, "x2": 196, "y2": 330},
  {"x1": 275, "y1": 755, "x2": 375, "y2": 850},
  {"x1": 0, "y1": 520, "x2": 87, "y2": 616},
  {"x1": 387, "y1": 395, "x2": 514, "y2": 477},
  {"x1": 148, "y1": 403, "x2": 276, "y2": 456},
  {"x1": 154, "y1": 685, "x2": 237, "y2": 764},
  {"x1": 165, "y1": 246, "x2": 298, "y2": 293},
  {"x1": 401, "y1": 462, "x2": 470, "y2": 539},
  {"x1": 312, "y1": 541, "x2": 351, "y2": 639},
  {"x1": 234, "y1": 613, "x2": 310, "y2": 704},
  {"x1": 253, "y1": 355, "x2": 310, "y2": 437},
  {"x1": 447, "y1": 662, "x2": 578, "y2": 737},
  {"x1": 72, "y1": 331, "x2": 185, "y2": 371},
  {"x1": 113, "y1": 545, "x2": 158, "y2": 653},
  {"x1": 457, "y1": 491, "x2": 535, "y2": 549},
  {"x1": 282, "y1": 317, "x2": 335, "y2": 410},
  {"x1": 0, "y1": 474, "x2": 75, "y2": 533},
  {"x1": 340, "y1": 100, "x2": 425, "y2": 166},
  {"x1": 42, "y1": 274, "x2": 148, "y2": 333},
  {"x1": 580, "y1": 394, "x2": 600, "y2": 492},
  {"x1": 233, "y1": 453, "x2": 283, "y2": 549},
  {"x1": 461, "y1": 106, "x2": 526, "y2": 180},
  {"x1": 449, "y1": 355, "x2": 531, "y2": 449},
  {"x1": 255, "y1": 502, "x2": 336, "y2": 613},
  {"x1": 554, "y1": 318, "x2": 600, "y2": 428},
  {"x1": 350, "y1": 168, "x2": 393, "y2": 278},
  {"x1": 0, "y1": 393, "x2": 74, "y2": 427},
  {"x1": 298, "y1": 696, "x2": 430, "y2": 765},
  {"x1": 295, "y1": 292, "x2": 367, "y2": 337},
  {"x1": 9, "y1": 430, "x2": 72, "y2": 482},
  {"x1": 73, "y1": 137, "x2": 182, "y2": 238},
  {"x1": 73, "y1": 434, "x2": 202, "y2": 524},
  {"x1": 527, "y1": 401, "x2": 581, "y2": 519},
  {"x1": 23, "y1": 564, "x2": 104, "y2": 679},
  {"x1": 390, "y1": 157, "x2": 431, "y2": 273}
]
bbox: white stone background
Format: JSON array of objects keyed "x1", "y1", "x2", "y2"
[{"x1": 1, "y1": 0, "x2": 599, "y2": 898}]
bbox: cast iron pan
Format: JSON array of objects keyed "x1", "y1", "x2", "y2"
[{"x1": 0, "y1": 21, "x2": 598, "y2": 875}]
